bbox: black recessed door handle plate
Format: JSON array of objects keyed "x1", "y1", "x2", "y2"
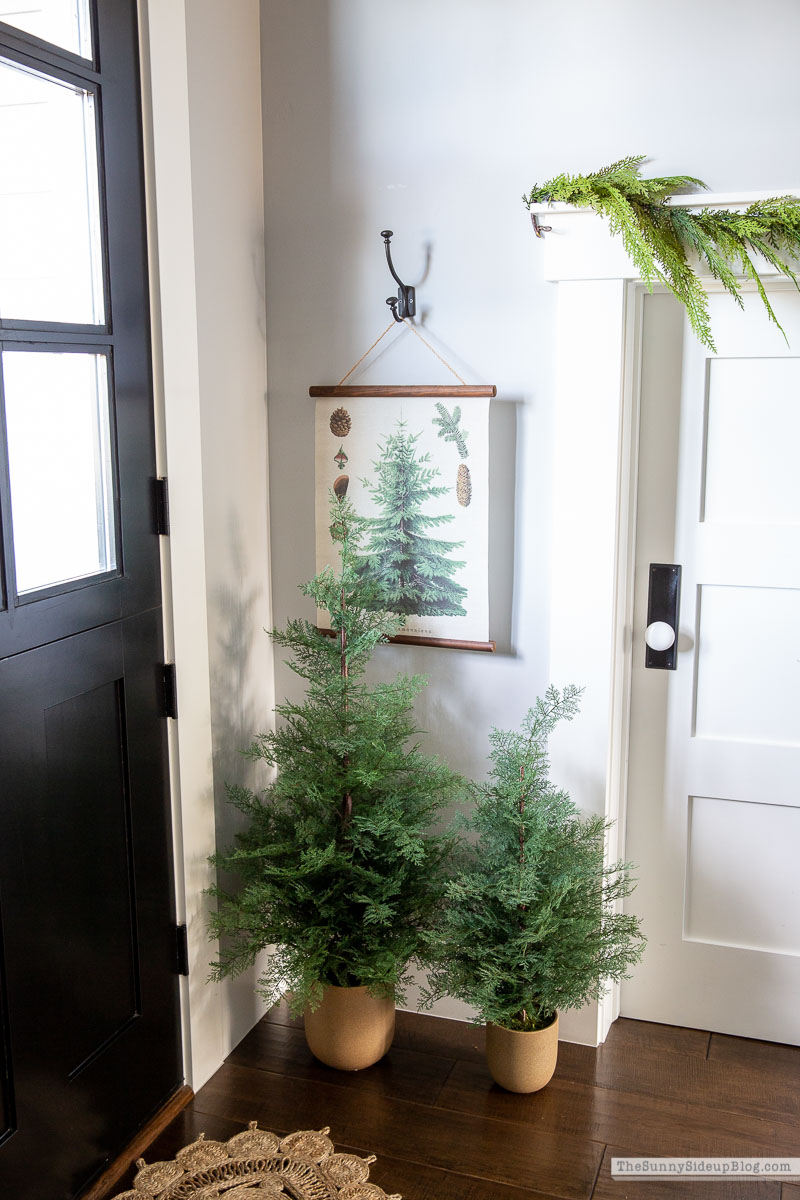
[{"x1": 645, "y1": 563, "x2": 682, "y2": 670}]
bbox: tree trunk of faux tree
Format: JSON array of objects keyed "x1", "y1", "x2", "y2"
[
  {"x1": 302, "y1": 539, "x2": 396, "y2": 1072},
  {"x1": 340, "y1": 582, "x2": 352, "y2": 828},
  {"x1": 517, "y1": 764, "x2": 528, "y2": 1029},
  {"x1": 481, "y1": 763, "x2": 560, "y2": 1093}
]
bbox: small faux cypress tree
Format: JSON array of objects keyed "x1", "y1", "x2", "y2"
[
  {"x1": 208, "y1": 496, "x2": 463, "y2": 1014},
  {"x1": 358, "y1": 421, "x2": 468, "y2": 617},
  {"x1": 424, "y1": 686, "x2": 645, "y2": 1031}
]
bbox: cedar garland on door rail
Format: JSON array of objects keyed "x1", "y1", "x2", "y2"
[{"x1": 524, "y1": 154, "x2": 800, "y2": 351}]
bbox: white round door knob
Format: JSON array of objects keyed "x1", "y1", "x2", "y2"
[{"x1": 645, "y1": 621, "x2": 676, "y2": 652}]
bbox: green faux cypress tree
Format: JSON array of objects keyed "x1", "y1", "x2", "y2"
[
  {"x1": 208, "y1": 496, "x2": 463, "y2": 1014},
  {"x1": 424, "y1": 686, "x2": 645, "y2": 1031},
  {"x1": 358, "y1": 421, "x2": 468, "y2": 617}
]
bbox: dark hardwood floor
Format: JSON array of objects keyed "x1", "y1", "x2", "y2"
[{"x1": 108, "y1": 1005, "x2": 800, "y2": 1199}]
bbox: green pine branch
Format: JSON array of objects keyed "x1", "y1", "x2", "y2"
[
  {"x1": 523, "y1": 156, "x2": 800, "y2": 351},
  {"x1": 432, "y1": 402, "x2": 469, "y2": 458}
]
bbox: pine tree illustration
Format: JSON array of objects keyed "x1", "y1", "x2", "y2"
[{"x1": 358, "y1": 422, "x2": 468, "y2": 617}]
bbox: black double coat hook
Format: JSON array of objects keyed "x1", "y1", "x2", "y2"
[{"x1": 381, "y1": 230, "x2": 416, "y2": 322}]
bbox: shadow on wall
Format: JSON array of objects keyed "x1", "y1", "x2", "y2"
[
  {"x1": 206, "y1": 516, "x2": 273, "y2": 1031},
  {"x1": 209, "y1": 515, "x2": 271, "y2": 852},
  {"x1": 253, "y1": 234, "x2": 267, "y2": 345},
  {"x1": 489, "y1": 397, "x2": 518, "y2": 656},
  {"x1": 346, "y1": 386, "x2": 520, "y2": 783}
]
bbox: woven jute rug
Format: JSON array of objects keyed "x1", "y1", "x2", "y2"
[{"x1": 110, "y1": 1122, "x2": 401, "y2": 1200}]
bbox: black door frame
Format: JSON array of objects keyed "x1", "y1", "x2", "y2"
[
  {"x1": 0, "y1": 2, "x2": 162, "y2": 653},
  {"x1": 0, "y1": 3, "x2": 183, "y2": 1193}
]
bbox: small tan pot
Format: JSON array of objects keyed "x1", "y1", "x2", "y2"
[
  {"x1": 485, "y1": 1013, "x2": 559, "y2": 1093},
  {"x1": 303, "y1": 984, "x2": 395, "y2": 1071}
]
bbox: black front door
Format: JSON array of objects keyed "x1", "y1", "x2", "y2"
[{"x1": 0, "y1": 4, "x2": 182, "y2": 1196}]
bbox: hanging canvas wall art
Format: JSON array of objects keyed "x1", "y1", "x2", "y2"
[{"x1": 312, "y1": 385, "x2": 495, "y2": 651}]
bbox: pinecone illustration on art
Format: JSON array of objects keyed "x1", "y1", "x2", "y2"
[
  {"x1": 456, "y1": 462, "x2": 472, "y2": 507},
  {"x1": 330, "y1": 407, "x2": 352, "y2": 437}
]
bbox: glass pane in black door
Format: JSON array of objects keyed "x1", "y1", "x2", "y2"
[
  {"x1": 0, "y1": 0, "x2": 92, "y2": 58},
  {"x1": 0, "y1": 57, "x2": 104, "y2": 323},
  {"x1": 3, "y1": 348, "x2": 117, "y2": 595}
]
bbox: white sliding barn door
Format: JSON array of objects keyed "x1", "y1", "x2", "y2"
[{"x1": 622, "y1": 287, "x2": 800, "y2": 1044}]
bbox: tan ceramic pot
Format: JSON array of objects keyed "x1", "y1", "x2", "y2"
[
  {"x1": 485, "y1": 1013, "x2": 559, "y2": 1093},
  {"x1": 303, "y1": 984, "x2": 395, "y2": 1071}
]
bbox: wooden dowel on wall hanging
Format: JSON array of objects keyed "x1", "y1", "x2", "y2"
[
  {"x1": 318, "y1": 627, "x2": 496, "y2": 653},
  {"x1": 310, "y1": 384, "x2": 497, "y2": 398}
]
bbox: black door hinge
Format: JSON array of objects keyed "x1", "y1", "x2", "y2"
[
  {"x1": 162, "y1": 663, "x2": 178, "y2": 719},
  {"x1": 153, "y1": 476, "x2": 170, "y2": 536},
  {"x1": 175, "y1": 923, "x2": 189, "y2": 976}
]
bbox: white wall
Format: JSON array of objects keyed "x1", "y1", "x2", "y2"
[
  {"x1": 184, "y1": 0, "x2": 275, "y2": 1063},
  {"x1": 141, "y1": 0, "x2": 272, "y2": 1088},
  {"x1": 259, "y1": 0, "x2": 800, "y2": 1029}
]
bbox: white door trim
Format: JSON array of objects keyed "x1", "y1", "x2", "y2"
[
  {"x1": 535, "y1": 191, "x2": 800, "y2": 1044},
  {"x1": 137, "y1": 0, "x2": 222, "y2": 1089},
  {"x1": 137, "y1": 0, "x2": 273, "y2": 1090}
]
